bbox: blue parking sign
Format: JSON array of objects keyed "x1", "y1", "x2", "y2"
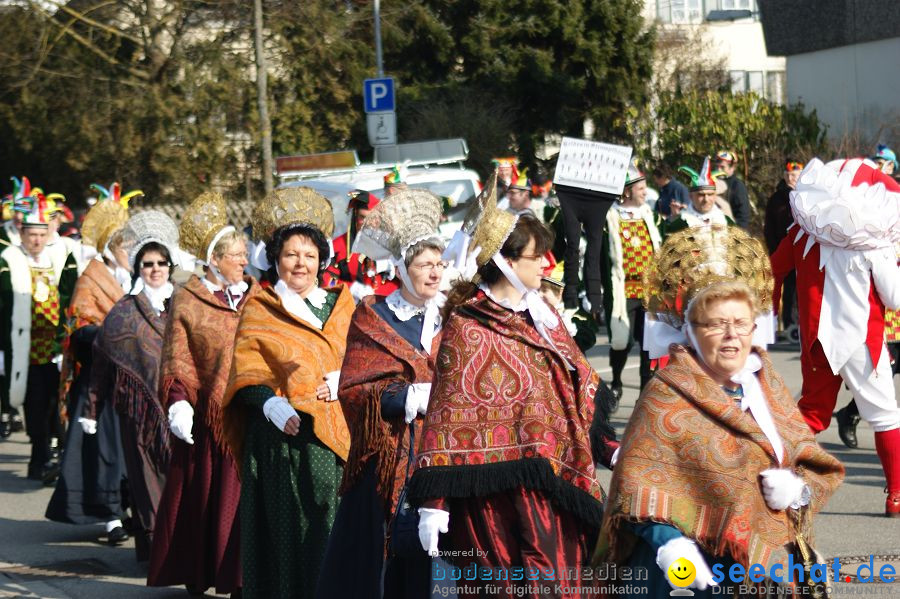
[{"x1": 363, "y1": 78, "x2": 395, "y2": 113}]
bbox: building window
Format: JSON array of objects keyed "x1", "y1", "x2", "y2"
[
  {"x1": 657, "y1": 0, "x2": 703, "y2": 24},
  {"x1": 729, "y1": 70, "x2": 785, "y2": 102},
  {"x1": 718, "y1": 0, "x2": 754, "y2": 10}
]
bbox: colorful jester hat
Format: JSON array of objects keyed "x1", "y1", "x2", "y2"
[
  {"x1": 508, "y1": 168, "x2": 531, "y2": 191},
  {"x1": 19, "y1": 190, "x2": 58, "y2": 228},
  {"x1": 383, "y1": 164, "x2": 408, "y2": 189},
  {"x1": 90, "y1": 182, "x2": 144, "y2": 208},
  {"x1": 4, "y1": 176, "x2": 34, "y2": 216},
  {"x1": 678, "y1": 157, "x2": 718, "y2": 192}
]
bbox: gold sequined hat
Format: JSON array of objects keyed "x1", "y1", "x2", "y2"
[
  {"x1": 643, "y1": 225, "x2": 773, "y2": 328},
  {"x1": 352, "y1": 188, "x2": 443, "y2": 261},
  {"x1": 81, "y1": 201, "x2": 129, "y2": 252},
  {"x1": 251, "y1": 186, "x2": 334, "y2": 243},
  {"x1": 468, "y1": 170, "x2": 518, "y2": 267},
  {"x1": 179, "y1": 191, "x2": 233, "y2": 263}
]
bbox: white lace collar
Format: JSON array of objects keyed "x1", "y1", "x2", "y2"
[
  {"x1": 682, "y1": 203, "x2": 727, "y2": 226},
  {"x1": 385, "y1": 289, "x2": 445, "y2": 321},
  {"x1": 478, "y1": 283, "x2": 528, "y2": 312},
  {"x1": 274, "y1": 280, "x2": 328, "y2": 329},
  {"x1": 24, "y1": 247, "x2": 51, "y2": 269}
]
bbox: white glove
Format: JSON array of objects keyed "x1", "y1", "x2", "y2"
[
  {"x1": 462, "y1": 246, "x2": 482, "y2": 280},
  {"x1": 656, "y1": 536, "x2": 717, "y2": 591},
  {"x1": 610, "y1": 447, "x2": 621, "y2": 469},
  {"x1": 418, "y1": 507, "x2": 450, "y2": 556},
  {"x1": 374, "y1": 258, "x2": 395, "y2": 278},
  {"x1": 760, "y1": 468, "x2": 810, "y2": 511},
  {"x1": 167, "y1": 400, "x2": 194, "y2": 445},
  {"x1": 403, "y1": 383, "x2": 432, "y2": 423},
  {"x1": 324, "y1": 370, "x2": 340, "y2": 402},
  {"x1": 350, "y1": 281, "x2": 375, "y2": 302},
  {"x1": 78, "y1": 417, "x2": 97, "y2": 435},
  {"x1": 52, "y1": 354, "x2": 63, "y2": 372},
  {"x1": 262, "y1": 396, "x2": 297, "y2": 433}
]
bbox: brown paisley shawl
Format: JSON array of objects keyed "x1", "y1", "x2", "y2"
[
  {"x1": 88, "y1": 291, "x2": 170, "y2": 466},
  {"x1": 222, "y1": 284, "x2": 353, "y2": 465},
  {"x1": 338, "y1": 296, "x2": 442, "y2": 517},
  {"x1": 408, "y1": 290, "x2": 605, "y2": 527},
  {"x1": 595, "y1": 344, "x2": 843, "y2": 571},
  {"x1": 160, "y1": 275, "x2": 259, "y2": 453},
  {"x1": 67, "y1": 259, "x2": 124, "y2": 329}
]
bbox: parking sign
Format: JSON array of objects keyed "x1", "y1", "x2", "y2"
[{"x1": 363, "y1": 78, "x2": 395, "y2": 113}]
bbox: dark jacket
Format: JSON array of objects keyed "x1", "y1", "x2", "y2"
[
  {"x1": 724, "y1": 174, "x2": 751, "y2": 229},
  {"x1": 764, "y1": 179, "x2": 793, "y2": 253}
]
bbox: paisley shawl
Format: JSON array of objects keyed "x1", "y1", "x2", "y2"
[
  {"x1": 88, "y1": 291, "x2": 170, "y2": 466},
  {"x1": 595, "y1": 345, "x2": 843, "y2": 572},
  {"x1": 222, "y1": 284, "x2": 353, "y2": 465},
  {"x1": 66, "y1": 259, "x2": 124, "y2": 330},
  {"x1": 408, "y1": 290, "x2": 605, "y2": 527},
  {"x1": 338, "y1": 295, "x2": 441, "y2": 517},
  {"x1": 160, "y1": 275, "x2": 259, "y2": 453}
]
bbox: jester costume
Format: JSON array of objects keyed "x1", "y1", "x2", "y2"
[{"x1": 147, "y1": 275, "x2": 259, "y2": 594}]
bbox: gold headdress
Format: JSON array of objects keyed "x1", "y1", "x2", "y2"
[
  {"x1": 251, "y1": 187, "x2": 334, "y2": 243},
  {"x1": 643, "y1": 225, "x2": 773, "y2": 328},
  {"x1": 179, "y1": 191, "x2": 232, "y2": 263},
  {"x1": 352, "y1": 188, "x2": 443, "y2": 260},
  {"x1": 468, "y1": 170, "x2": 517, "y2": 267},
  {"x1": 81, "y1": 202, "x2": 129, "y2": 252}
]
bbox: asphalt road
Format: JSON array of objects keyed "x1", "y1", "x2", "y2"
[{"x1": 0, "y1": 339, "x2": 898, "y2": 597}]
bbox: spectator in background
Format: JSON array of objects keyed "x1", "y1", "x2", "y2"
[
  {"x1": 716, "y1": 150, "x2": 751, "y2": 229},
  {"x1": 764, "y1": 161, "x2": 803, "y2": 340},
  {"x1": 652, "y1": 163, "x2": 689, "y2": 221},
  {"x1": 872, "y1": 144, "x2": 897, "y2": 176}
]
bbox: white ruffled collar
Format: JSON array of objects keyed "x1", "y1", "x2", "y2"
[
  {"x1": 791, "y1": 158, "x2": 900, "y2": 251},
  {"x1": 130, "y1": 277, "x2": 174, "y2": 315},
  {"x1": 274, "y1": 280, "x2": 328, "y2": 329},
  {"x1": 682, "y1": 203, "x2": 726, "y2": 224},
  {"x1": 386, "y1": 289, "x2": 445, "y2": 321},
  {"x1": 24, "y1": 248, "x2": 51, "y2": 269},
  {"x1": 478, "y1": 282, "x2": 528, "y2": 312},
  {"x1": 202, "y1": 272, "x2": 249, "y2": 310},
  {"x1": 613, "y1": 202, "x2": 644, "y2": 219}
]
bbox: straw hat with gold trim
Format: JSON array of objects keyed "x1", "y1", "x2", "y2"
[
  {"x1": 642, "y1": 224, "x2": 773, "y2": 329},
  {"x1": 179, "y1": 191, "x2": 235, "y2": 264},
  {"x1": 468, "y1": 170, "x2": 518, "y2": 267},
  {"x1": 251, "y1": 187, "x2": 334, "y2": 243}
]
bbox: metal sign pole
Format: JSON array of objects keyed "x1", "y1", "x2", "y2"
[{"x1": 374, "y1": 0, "x2": 384, "y2": 78}]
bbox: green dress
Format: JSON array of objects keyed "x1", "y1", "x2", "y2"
[{"x1": 235, "y1": 291, "x2": 343, "y2": 599}]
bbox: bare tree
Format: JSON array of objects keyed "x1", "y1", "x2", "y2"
[{"x1": 253, "y1": 0, "x2": 273, "y2": 195}]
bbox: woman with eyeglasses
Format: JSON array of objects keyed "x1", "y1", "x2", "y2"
[
  {"x1": 317, "y1": 190, "x2": 448, "y2": 599},
  {"x1": 595, "y1": 227, "x2": 843, "y2": 598},
  {"x1": 405, "y1": 176, "x2": 619, "y2": 598},
  {"x1": 86, "y1": 210, "x2": 180, "y2": 561},
  {"x1": 148, "y1": 193, "x2": 258, "y2": 597}
]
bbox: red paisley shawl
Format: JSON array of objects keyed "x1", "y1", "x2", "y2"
[
  {"x1": 160, "y1": 275, "x2": 259, "y2": 454},
  {"x1": 595, "y1": 345, "x2": 844, "y2": 571},
  {"x1": 408, "y1": 290, "x2": 605, "y2": 527},
  {"x1": 338, "y1": 296, "x2": 441, "y2": 517}
]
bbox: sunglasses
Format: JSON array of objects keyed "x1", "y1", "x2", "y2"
[{"x1": 141, "y1": 260, "x2": 170, "y2": 269}]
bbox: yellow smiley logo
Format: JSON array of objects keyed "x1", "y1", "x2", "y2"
[{"x1": 667, "y1": 557, "x2": 697, "y2": 588}]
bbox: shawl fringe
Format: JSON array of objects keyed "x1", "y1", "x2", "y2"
[
  {"x1": 407, "y1": 457, "x2": 605, "y2": 529},
  {"x1": 114, "y1": 368, "x2": 170, "y2": 468}
]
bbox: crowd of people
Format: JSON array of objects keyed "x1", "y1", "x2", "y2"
[{"x1": 0, "y1": 143, "x2": 897, "y2": 599}]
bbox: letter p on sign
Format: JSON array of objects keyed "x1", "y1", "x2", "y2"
[{"x1": 364, "y1": 78, "x2": 395, "y2": 113}]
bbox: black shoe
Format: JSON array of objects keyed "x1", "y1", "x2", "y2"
[
  {"x1": 10, "y1": 411, "x2": 23, "y2": 433},
  {"x1": 107, "y1": 526, "x2": 129, "y2": 546},
  {"x1": 836, "y1": 407, "x2": 860, "y2": 449},
  {"x1": 0, "y1": 414, "x2": 10, "y2": 439},
  {"x1": 609, "y1": 382, "x2": 622, "y2": 414},
  {"x1": 41, "y1": 462, "x2": 60, "y2": 486}
]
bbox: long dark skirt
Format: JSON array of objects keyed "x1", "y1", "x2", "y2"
[
  {"x1": 147, "y1": 415, "x2": 241, "y2": 594},
  {"x1": 241, "y1": 411, "x2": 342, "y2": 599},
  {"x1": 119, "y1": 413, "x2": 168, "y2": 562},
  {"x1": 46, "y1": 365, "x2": 125, "y2": 524}
]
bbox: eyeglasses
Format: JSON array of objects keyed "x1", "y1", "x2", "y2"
[
  {"x1": 691, "y1": 319, "x2": 756, "y2": 336},
  {"x1": 223, "y1": 252, "x2": 249, "y2": 261},
  {"x1": 516, "y1": 254, "x2": 545, "y2": 261},
  {"x1": 141, "y1": 260, "x2": 170, "y2": 269},
  {"x1": 410, "y1": 261, "x2": 448, "y2": 273}
]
